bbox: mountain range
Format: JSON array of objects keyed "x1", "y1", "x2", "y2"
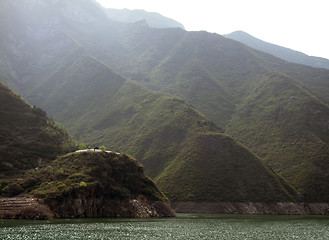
[
  {"x1": 1, "y1": 0, "x2": 329, "y2": 203},
  {"x1": 225, "y1": 31, "x2": 329, "y2": 70},
  {"x1": 104, "y1": 8, "x2": 185, "y2": 29}
]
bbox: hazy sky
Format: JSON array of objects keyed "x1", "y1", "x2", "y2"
[{"x1": 96, "y1": 0, "x2": 329, "y2": 59}]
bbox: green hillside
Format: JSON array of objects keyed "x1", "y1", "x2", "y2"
[
  {"x1": 0, "y1": 81, "x2": 76, "y2": 176},
  {"x1": 1, "y1": 0, "x2": 329, "y2": 203},
  {"x1": 156, "y1": 132, "x2": 295, "y2": 202},
  {"x1": 226, "y1": 73, "x2": 329, "y2": 202},
  {"x1": 135, "y1": 31, "x2": 329, "y2": 126},
  {"x1": 17, "y1": 53, "x2": 295, "y2": 202}
]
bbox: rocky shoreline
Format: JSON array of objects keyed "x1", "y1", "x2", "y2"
[
  {"x1": 0, "y1": 196, "x2": 175, "y2": 219},
  {"x1": 0, "y1": 197, "x2": 53, "y2": 219},
  {"x1": 3, "y1": 198, "x2": 329, "y2": 219},
  {"x1": 172, "y1": 202, "x2": 329, "y2": 215},
  {"x1": 45, "y1": 194, "x2": 175, "y2": 218}
]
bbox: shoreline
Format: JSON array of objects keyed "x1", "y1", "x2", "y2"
[
  {"x1": 2, "y1": 198, "x2": 329, "y2": 219},
  {"x1": 172, "y1": 202, "x2": 329, "y2": 215},
  {"x1": 0, "y1": 197, "x2": 175, "y2": 219}
]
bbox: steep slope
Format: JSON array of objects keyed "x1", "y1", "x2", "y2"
[
  {"x1": 143, "y1": 30, "x2": 329, "y2": 121},
  {"x1": 146, "y1": 31, "x2": 267, "y2": 127},
  {"x1": 1, "y1": 151, "x2": 174, "y2": 217},
  {"x1": 0, "y1": 0, "x2": 112, "y2": 94},
  {"x1": 0, "y1": 80, "x2": 76, "y2": 175},
  {"x1": 20, "y1": 54, "x2": 295, "y2": 202},
  {"x1": 2, "y1": 0, "x2": 329, "y2": 123},
  {"x1": 156, "y1": 133, "x2": 295, "y2": 202},
  {"x1": 104, "y1": 8, "x2": 185, "y2": 29},
  {"x1": 226, "y1": 73, "x2": 329, "y2": 202},
  {"x1": 1, "y1": 0, "x2": 329, "y2": 203},
  {"x1": 225, "y1": 31, "x2": 329, "y2": 70}
]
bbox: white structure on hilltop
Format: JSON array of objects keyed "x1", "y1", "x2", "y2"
[{"x1": 75, "y1": 149, "x2": 120, "y2": 154}]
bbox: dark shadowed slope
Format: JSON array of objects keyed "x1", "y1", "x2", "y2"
[
  {"x1": 0, "y1": 80, "x2": 76, "y2": 175},
  {"x1": 1, "y1": 151, "x2": 175, "y2": 218}
]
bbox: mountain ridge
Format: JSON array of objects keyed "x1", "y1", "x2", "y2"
[
  {"x1": 1, "y1": 0, "x2": 329, "y2": 203},
  {"x1": 104, "y1": 8, "x2": 185, "y2": 29},
  {"x1": 225, "y1": 30, "x2": 329, "y2": 70}
]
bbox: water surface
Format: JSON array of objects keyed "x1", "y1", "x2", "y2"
[{"x1": 1, "y1": 214, "x2": 329, "y2": 239}]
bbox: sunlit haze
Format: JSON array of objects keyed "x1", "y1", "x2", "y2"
[{"x1": 96, "y1": 0, "x2": 329, "y2": 59}]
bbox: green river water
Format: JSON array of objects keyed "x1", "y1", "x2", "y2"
[{"x1": 1, "y1": 214, "x2": 329, "y2": 239}]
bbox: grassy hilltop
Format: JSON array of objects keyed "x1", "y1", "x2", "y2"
[{"x1": 2, "y1": 151, "x2": 166, "y2": 202}]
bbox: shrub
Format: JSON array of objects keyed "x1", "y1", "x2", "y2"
[{"x1": 79, "y1": 181, "x2": 87, "y2": 187}]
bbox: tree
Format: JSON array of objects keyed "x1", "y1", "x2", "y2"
[{"x1": 99, "y1": 145, "x2": 107, "y2": 151}]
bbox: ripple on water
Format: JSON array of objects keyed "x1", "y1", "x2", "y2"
[{"x1": 1, "y1": 214, "x2": 329, "y2": 240}]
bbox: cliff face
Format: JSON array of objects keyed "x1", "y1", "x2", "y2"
[{"x1": 46, "y1": 189, "x2": 174, "y2": 218}]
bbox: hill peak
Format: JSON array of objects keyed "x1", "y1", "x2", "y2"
[
  {"x1": 225, "y1": 30, "x2": 329, "y2": 69},
  {"x1": 104, "y1": 8, "x2": 185, "y2": 29}
]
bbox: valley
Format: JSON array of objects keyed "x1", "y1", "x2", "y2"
[{"x1": 0, "y1": 0, "x2": 329, "y2": 211}]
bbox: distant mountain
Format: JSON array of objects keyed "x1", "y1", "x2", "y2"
[
  {"x1": 1, "y1": 0, "x2": 329, "y2": 203},
  {"x1": 104, "y1": 8, "x2": 185, "y2": 29},
  {"x1": 225, "y1": 31, "x2": 329, "y2": 70},
  {"x1": 0, "y1": 80, "x2": 76, "y2": 176}
]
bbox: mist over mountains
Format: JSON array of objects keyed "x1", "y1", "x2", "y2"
[
  {"x1": 225, "y1": 31, "x2": 329, "y2": 70},
  {"x1": 104, "y1": 8, "x2": 185, "y2": 29},
  {"x1": 1, "y1": 0, "x2": 329, "y2": 203}
]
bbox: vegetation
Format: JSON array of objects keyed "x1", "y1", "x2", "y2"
[
  {"x1": 1, "y1": 152, "x2": 167, "y2": 201},
  {"x1": 226, "y1": 73, "x2": 329, "y2": 202},
  {"x1": 0, "y1": 81, "x2": 77, "y2": 177},
  {"x1": 156, "y1": 133, "x2": 296, "y2": 202},
  {"x1": 1, "y1": 0, "x2": 329, "y2": 203}
]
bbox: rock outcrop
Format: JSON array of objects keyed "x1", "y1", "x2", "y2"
[{"x1": 46, "y1": 193, "x2": 174, "y2": 218}]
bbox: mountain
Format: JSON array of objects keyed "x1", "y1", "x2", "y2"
[
  {"x1": 1, "y1": 0, "x2": 329, "y2": 203},
  {"x1": 104, "y1": 8, "x2": 185, "y2": 29},
  {"x1": 226, "y1": 73, "x2": 329, "y2": 202},
  {"x1": 225, "y1": 31, "x2": 329, "y2": 70},
  {"x1": 0, "y1": 0, "x2": 295, "y2": 202},
  {"x1": 2, "y1": 151, "x2": 175, "y2": 217},
  {"x1": 156, "y1": 132, "x2": 295, "y2": 202},
  {"x1": 22, "y1": 53, "x2": 295, "y2": 202},
  {"x1": 0, "y1": 80, "x2": 76, "y2": 176}
]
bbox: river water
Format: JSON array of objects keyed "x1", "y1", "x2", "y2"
[{"x1": 1, "y1": 214, "x2": 329, "y2": 239}]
